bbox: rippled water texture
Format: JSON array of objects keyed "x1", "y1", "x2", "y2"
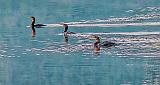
[{"x1": 0, "y1": 0, "x2": 160, "y2": 85}]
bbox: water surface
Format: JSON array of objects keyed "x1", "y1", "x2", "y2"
[{"x1": 0, "y1": 0, "x2": 160, "y2": 85}]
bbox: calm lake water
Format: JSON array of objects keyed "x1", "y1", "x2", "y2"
[{"x1": 0, "y1": 0, "x2": 160, "y2": 85}]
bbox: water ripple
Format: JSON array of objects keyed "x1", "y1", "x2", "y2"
[{"x1": 24, "y1": 33, "x2": 160, "y2": 57}]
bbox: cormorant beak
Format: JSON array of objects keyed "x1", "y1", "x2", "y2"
[
  {"x1": 89, "y1": 35, "x2": 97, "y2": 39},
  {"x1": 59, "y1": 22, "x2": 64, "y2": 25},
  {"x1": 60, "y1": 22, "x2": 65, "y2": 25},
  {"x1": 29, "y1": 16, "x2": 35, "y2": 19}
]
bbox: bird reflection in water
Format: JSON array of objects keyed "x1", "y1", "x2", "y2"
[{"x1": 63, "y1": 34, "x2": 69, "y2": 44}]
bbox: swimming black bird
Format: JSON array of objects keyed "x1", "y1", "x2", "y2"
[
  {"x1": 62, "y1": 23, "x2": 75, "y2": 35},
  {"x1": 29, "y1": 16, "x2": 46, "y2": 37},
  {"x1": 30, "y1": 16, "x2": 46, "y2": 28},
  {"x1": 92, "y1": 35, "x2": 116, "y2": 48}
]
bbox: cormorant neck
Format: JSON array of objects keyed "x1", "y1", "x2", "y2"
[
  {"x1": 31, "y1": 18, "x2": 35, "y2": 25},
  {"x1": 63, "y1": 24, "x2": 68, "y2": 32},
  {"x1": 94, "y1": 36, "x2": 101, "y2": 47},
  {"x1": 95, "y1": 37, "x2": 100, "y2": 43}
]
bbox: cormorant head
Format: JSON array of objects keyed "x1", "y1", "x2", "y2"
[
  {"x1": 90, "y1": 35, "x2": 100, "y2": 43},
  {"x1": 90, "y1": 35, "x2": 99, "y2": 39},
  {"x1": 63, "y1": 24, "x2": 68, "y2": 27},
  {"x1": 29, "y1": 16, "x2": 35, "y2": 20},
  {"x1": 59, "y1": 22, "x2": 68, "y2": 27}
]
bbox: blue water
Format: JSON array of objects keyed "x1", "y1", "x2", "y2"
[{"x1": 0, "y1": 0, "x2": 160, "y2": 85}]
